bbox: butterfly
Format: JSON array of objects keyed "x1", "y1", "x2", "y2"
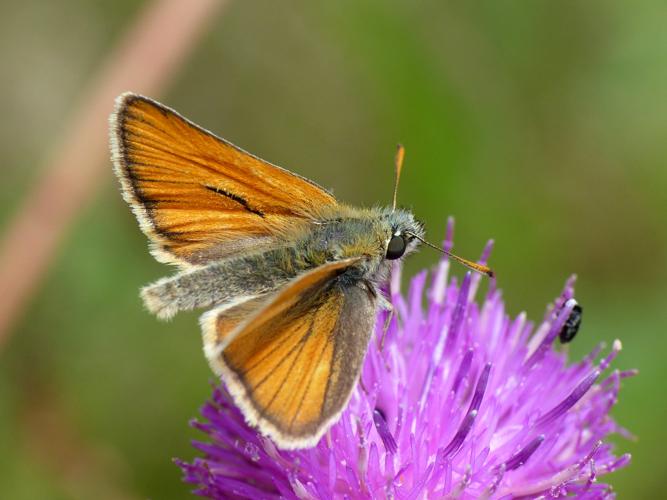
[{"x1": 109, "y1": 92, "x2": 492, "y2": 449}]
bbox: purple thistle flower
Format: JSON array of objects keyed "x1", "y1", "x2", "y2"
[{"x1": 176, "y1": 218, "x2": 633, "y2": 499}]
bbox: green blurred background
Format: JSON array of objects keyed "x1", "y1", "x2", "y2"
[{"x1": 2, "y1": 1, "x2": 665, "y2": 498}]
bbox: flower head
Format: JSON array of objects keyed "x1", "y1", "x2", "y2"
[{"x1": 176, "y1": 218, "x2": 633, "y2": 499}]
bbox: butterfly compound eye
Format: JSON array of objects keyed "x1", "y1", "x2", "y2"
[{"x1": 386, "y1": 234, "x2": 407, "y2": 260}]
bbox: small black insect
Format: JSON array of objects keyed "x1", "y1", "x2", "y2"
[{"x1": 559, "y1": 299, "x2": 583, "y2": 344}]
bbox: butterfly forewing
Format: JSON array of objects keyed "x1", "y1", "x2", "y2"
[
  {"x1": 204, "y1": 258, "x2": 377, "y2": 449},
  {"x1": 110, "y1": 93, "x2": 338, "y2": 266}
]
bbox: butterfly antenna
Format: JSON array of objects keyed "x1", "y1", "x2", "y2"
[
  {"x1": 406, "y1": 232, "x2": 495, "y2": 278},
  {"x1": 392, "y1": 144, "x2": 405, "y2": 211}
]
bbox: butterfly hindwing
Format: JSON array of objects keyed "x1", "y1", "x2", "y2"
[
  {"x1": 202, "y1": 258, "x2": 377, "y2": 449},
  {"x1": 110, "y1": 93, "x2": 338, "y2": 267}
]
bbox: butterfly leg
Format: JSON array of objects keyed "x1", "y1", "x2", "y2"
[
  {"x1": 379, "y1": 308, "x2": 394, "y2": 352},
  {"x1": 376, "y1": 292, "x2": 392, "y2": 311}
]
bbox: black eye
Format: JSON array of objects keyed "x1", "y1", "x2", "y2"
[{"x1": 386, "y1": 234, "x2": 407, "y2": 260}]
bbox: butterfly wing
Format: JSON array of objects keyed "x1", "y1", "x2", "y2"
[
  {"x1": 201, "y1": 257, "x2": 377, "y2": 449},
  {"x1": 110, "y1": 93, "x2": 338, "y2": 267}
]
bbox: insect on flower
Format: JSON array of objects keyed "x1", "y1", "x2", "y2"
[
  {"x1": 177, "y1": 220, "x2": 634, "y2": 499},
  {"x1": 109, "y1": 93, "x2": 492, "y2": 449},
  {"x1": 560, "y1": 298, "x2": 583, "y2": 343}
]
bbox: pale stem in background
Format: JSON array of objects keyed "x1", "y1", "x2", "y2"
[{"x1": 0, "y1": 0, "x2": 228, "y2": 348}]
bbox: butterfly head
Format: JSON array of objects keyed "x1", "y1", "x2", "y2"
[{"x1": 382, "y1": 208, "x2": 424, "y2": 261}]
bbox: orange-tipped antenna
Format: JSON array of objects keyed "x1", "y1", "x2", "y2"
[
  {"x1": 407, "y1": 232, "x2": 495, "y2": 278},
  {"x1": 392, "y1": 144, "x2": 405, "y2": 211}
]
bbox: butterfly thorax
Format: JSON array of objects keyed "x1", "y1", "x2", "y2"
[{"x1": 283, "y1": 206, "x2": 423, "y2": 283}]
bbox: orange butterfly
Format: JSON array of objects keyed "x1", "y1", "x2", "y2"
[{"x1": 110, "y1": 93, "x2": 492, "y2": 449}]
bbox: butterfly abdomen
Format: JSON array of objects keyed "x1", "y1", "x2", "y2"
[{"x1": 141, "y1": 251, "x2": 301, "y2": 320}]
